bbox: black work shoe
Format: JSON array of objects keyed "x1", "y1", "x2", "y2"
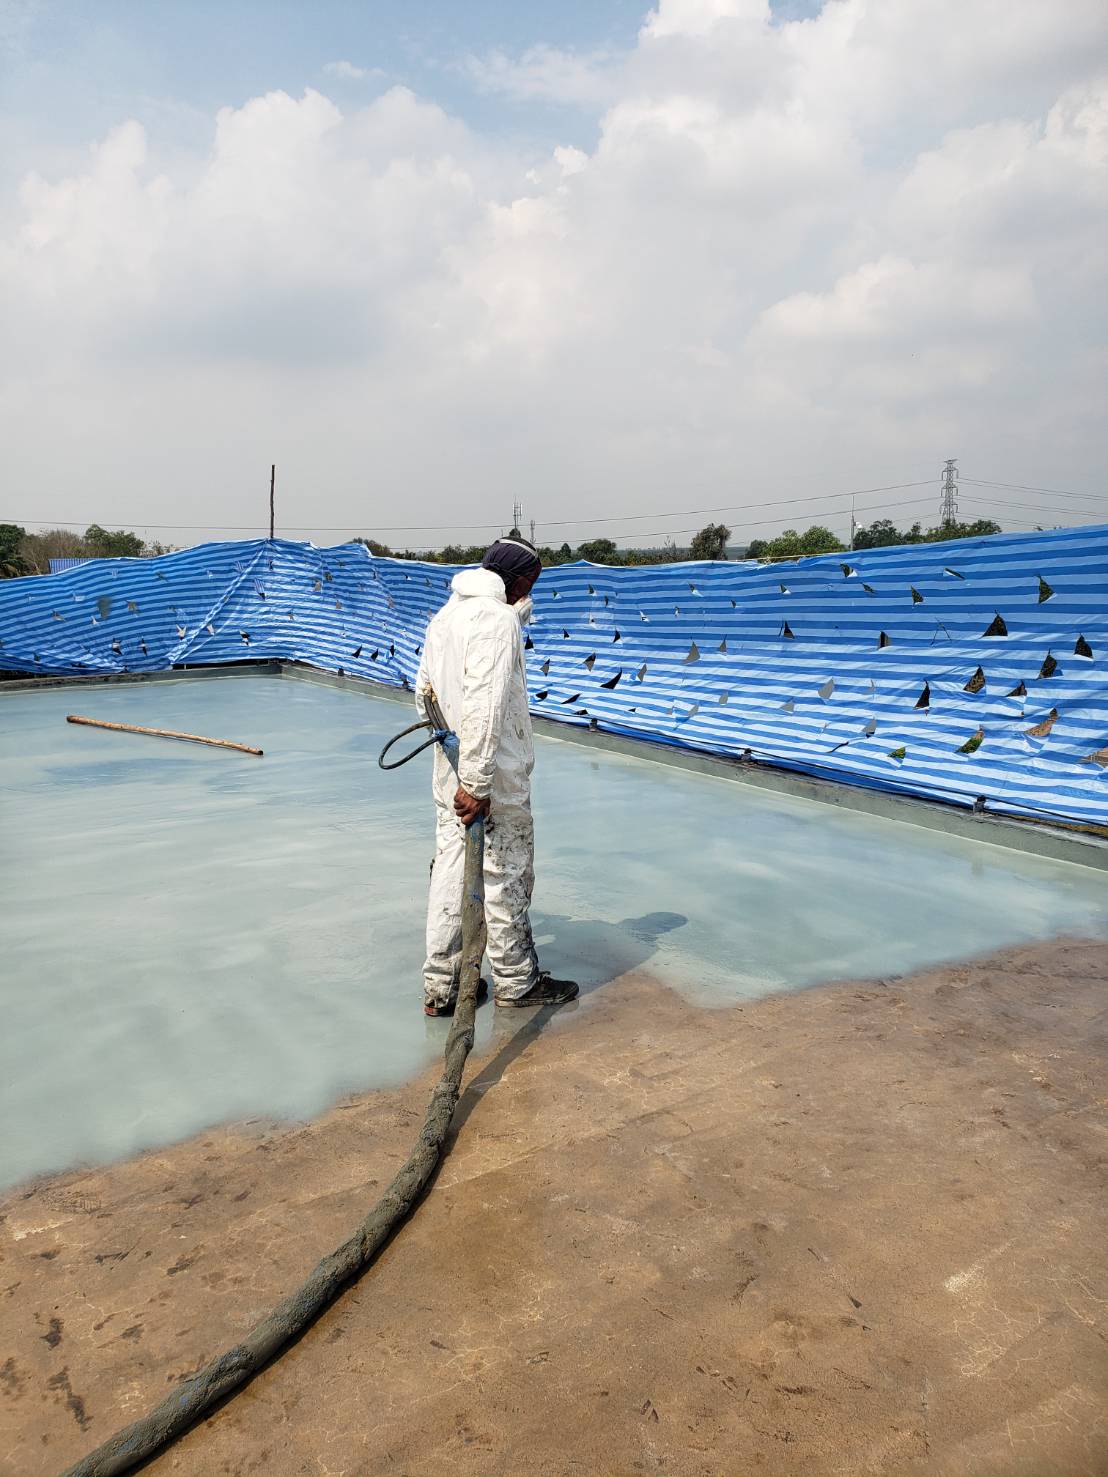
[
  {"x1": 495, "y1": 973, "x2": 580, "y2": 1009},
  {"x1": 424, "y1": 979, "x2": 489, "y2": 1017}
]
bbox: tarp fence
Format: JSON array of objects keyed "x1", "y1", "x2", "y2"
[{"x1": 2, "y1": 525, "x2": 1106, "y2": 825}]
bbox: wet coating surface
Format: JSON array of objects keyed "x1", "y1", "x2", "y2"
[
  {"x1": 2, "y1": 674, "x2": 1106, "y2": 1190},
  {"x1": 3, "y1": 938, "x2": 1107, "y2": 1476}
]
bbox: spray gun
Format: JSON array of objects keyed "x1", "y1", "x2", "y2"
[{"x1": 378, "y1": 692, "x2": 486, "y2": 1020}]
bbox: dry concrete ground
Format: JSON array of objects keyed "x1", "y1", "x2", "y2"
[{"x1": 2, "y1": 937, "x2": 1107, "y2": 1477}]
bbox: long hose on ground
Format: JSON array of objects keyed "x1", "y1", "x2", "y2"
[{"x1": 63, "y1": 704, "x2": 484, "y2": 1477}]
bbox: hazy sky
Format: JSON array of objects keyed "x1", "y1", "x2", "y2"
[{"x1": 2, "y1": 0, "x2": 1106, "y2": 549}]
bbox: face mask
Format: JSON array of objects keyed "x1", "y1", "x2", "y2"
[{"x1": 515, "y1": 596, "x2": 534, "y2": 626}]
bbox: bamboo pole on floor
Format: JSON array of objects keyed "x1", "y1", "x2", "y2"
[{"x1": 65, "y1": 714, "x2": 263, "y2": 756}]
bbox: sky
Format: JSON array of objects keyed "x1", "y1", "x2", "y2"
[{"x1": 1, "y1": 0, "x2": 1106, "y2": 550}]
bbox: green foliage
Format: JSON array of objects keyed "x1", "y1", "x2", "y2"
[
  {"x1": 746, "y1": 517, "x2": 1006, "y2": 562},
  {"x1": 936, "y1": 518, "x2": 1003, "y2": 541},
  {"x1": 378, "y1": 531, "x2": 691, "y2": 568},
  {"x1": 576, "y1": 537, "x2": 618, "y2": 564},
  {"x1": 13, "y1": 527, "x2": 84, "y2": 575},
  {"x1": 0, "y1": 523, "x2": 28, "y2": 578},
  {"x1": 799, "y1": 525, "x2": 845, "y2": 554},
  {"x1": 536, "y1": 545, "x2": 577, "y2": 566},
  {"x1": 6, "y1": 524, "x2": 172, "y2": 576},
  {"x1": 367, "y1": 513, "x2": 1006, "y2": 571},
  {"x1": 853, "y1": 517, "x2": 1002, "y2": 550},
  {"x1": 688, "y1": 522, "x2": 731, "y2": 561},
  {"x1": 621, "y1": 543, "x2": 678, "y2": 565},
  {"x1": 433, "y1": 543, "x2": 487, "y2": 564},
  {"x1": 84, "y1": 524, "x2": 145, "y2": 558},
  {"x1": 765, "y1": 529, "x2": 803, "y2": 559},
  {"x1": 851, "y1": 518, "x2": 902, "y2": 549},
  {"x1": 745, "y1": 525, "x2": 846, "y2": 560}
]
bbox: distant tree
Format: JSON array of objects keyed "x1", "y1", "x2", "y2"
[
  {"x1": 358, "y1": 537, "x2": 393, "y2": 558},
  {"x1": 402, "y1": 542, "x2": 485, "y2": 564},
  {"x1": 0, "y1": 523, "x2": 28, "y2": 578},
  {"x1": 16, "y1": 527, "x2": 82, "y2": 574},
  {"x1": 688, "y1": 522, "x2": 732, "y2": 561},
  {"x1": 577, "y1": 537, "x2": 619, "y2": 564},
  {"x1": 928, "y1": 518, "x2": 1002, "y2": 542},
  {"x1": 84, "y1": 524, "x2": 145, "y2": 558},
  {"x1": 744, "y1": 524, "x2": 846, "y2": 561},
  {"x1": 895, "y1": 519, "x2": 1001, "y2": 547},
  {"x1": 852, "y1": 518, "x2": 902, "y2": 550},
  {"x1": 798, "y1": 525, "x2": 845, "y2": 554},
  {"x1": 764, "y1": 528, "x2": 804, "y2": 559},
  {"x1": 824, "y1": 516, "x2": 1009, "y2": 554}
]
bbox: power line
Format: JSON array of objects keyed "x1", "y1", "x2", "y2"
[
  {"x1": 390, "y1": 500, "x2": 966, "y2": 551},
  {"x1": 3, "y1": 480, "x2": 935, "y2": 538},
  {"x1": 535, "y1": 481, "x2": 935, "y2": 528},
  {"x1": 959, "y1": 494, "x2": 1108, "y2": 519},
  {"x1": 961, "y1": 476, "x2": 1108, "y2": 502},
  {"x1": 535, "y1": 494, "x2": 933, "y2": 544},
  {"x1": 9, "y1": 476, "x2": 1102, "y2": 547},
  {"x1": 387, "y1": 495, "x2": 950, "y2": 549}
]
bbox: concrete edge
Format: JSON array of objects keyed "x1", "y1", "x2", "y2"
[
  {"x1": 0, "y1": 661, "x2": 281, "y2": 693},
  {"x1": 278, "y1": 661, "x2": 1108, "y2": 874},
  {"x1": 5, "y1": 659, "x2": 1105, "y2": 873}
]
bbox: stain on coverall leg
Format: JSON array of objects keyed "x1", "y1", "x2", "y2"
[{"x1": 423, "y1": 803, "x2": 539, "y2": 1005}]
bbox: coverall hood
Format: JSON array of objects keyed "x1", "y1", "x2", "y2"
[
  {"x1": 415, "y1": 563, "x2": 534, "y2": 809},
  {"x1": 451, "y1": 567, "x2": 507, "y2": 602}
]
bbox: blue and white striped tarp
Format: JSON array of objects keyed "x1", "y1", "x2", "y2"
[
  {"x1": 1, "y1": 527, "x2": 1106, "y2": 825},
  {"x1": 48, "y1": 558, "x2": 94, "y2": 575}
]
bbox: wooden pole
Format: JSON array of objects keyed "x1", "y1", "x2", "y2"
[
  {"x1": 66, "y1": 714, "x2": 263, "y2": 756},
  {"x1": 269, "y1": 463, "x2": 276, "y2": 540}
]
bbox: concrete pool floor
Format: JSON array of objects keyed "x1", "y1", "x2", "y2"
[
  {"x1": 2, "y1": 935, "x2": 1106, "y2": 1475},
  {"x1": 2, "y1": 670, "x2": 1107, "y2": 1473},
  {"x1": 3, "y1": 672, "x2": 1107, "y2": 1193}
]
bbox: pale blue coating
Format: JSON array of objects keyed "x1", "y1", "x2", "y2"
[{"x1": 1, "y1": 677, "x2": 1105, "y2": 1192}]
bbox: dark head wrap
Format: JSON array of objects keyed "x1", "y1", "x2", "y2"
[{"x1": 482, "y1": 536, "x2": 541, "y2": 589}]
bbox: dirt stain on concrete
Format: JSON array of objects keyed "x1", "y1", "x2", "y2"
[{"x1": 2, "y1": 936, "x2": 1107, "y2": 1476}]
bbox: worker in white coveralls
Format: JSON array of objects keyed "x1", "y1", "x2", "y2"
[{"x1": 415, "y1": 537, "x2": 580, "y2": 1018}]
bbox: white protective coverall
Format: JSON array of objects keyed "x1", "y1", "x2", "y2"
[{"x1": 415, "y1": 566, "x2": 540, "y2": 1005}]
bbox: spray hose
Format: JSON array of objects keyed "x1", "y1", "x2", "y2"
[{"x1": 62, "y1": 698, "x2": 486, "y2": 1477}]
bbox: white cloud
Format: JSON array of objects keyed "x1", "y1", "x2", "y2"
[
  {"x1": 461, "y1": 44, "x2": 622, "y2": 108},
  {"x1": 322, "y1": 59, "x2": 384, "y2": 83},
  {"x1": 2, "y1": 4, "x2": 1107, "y2": 544},
  {"x1": 644, "y1": 0, "x2": 767, "y2": 42}
]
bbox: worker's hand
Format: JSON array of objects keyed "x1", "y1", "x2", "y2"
[{"x1": 454, "y1": 786, "x2": 491, "y2": 826}]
